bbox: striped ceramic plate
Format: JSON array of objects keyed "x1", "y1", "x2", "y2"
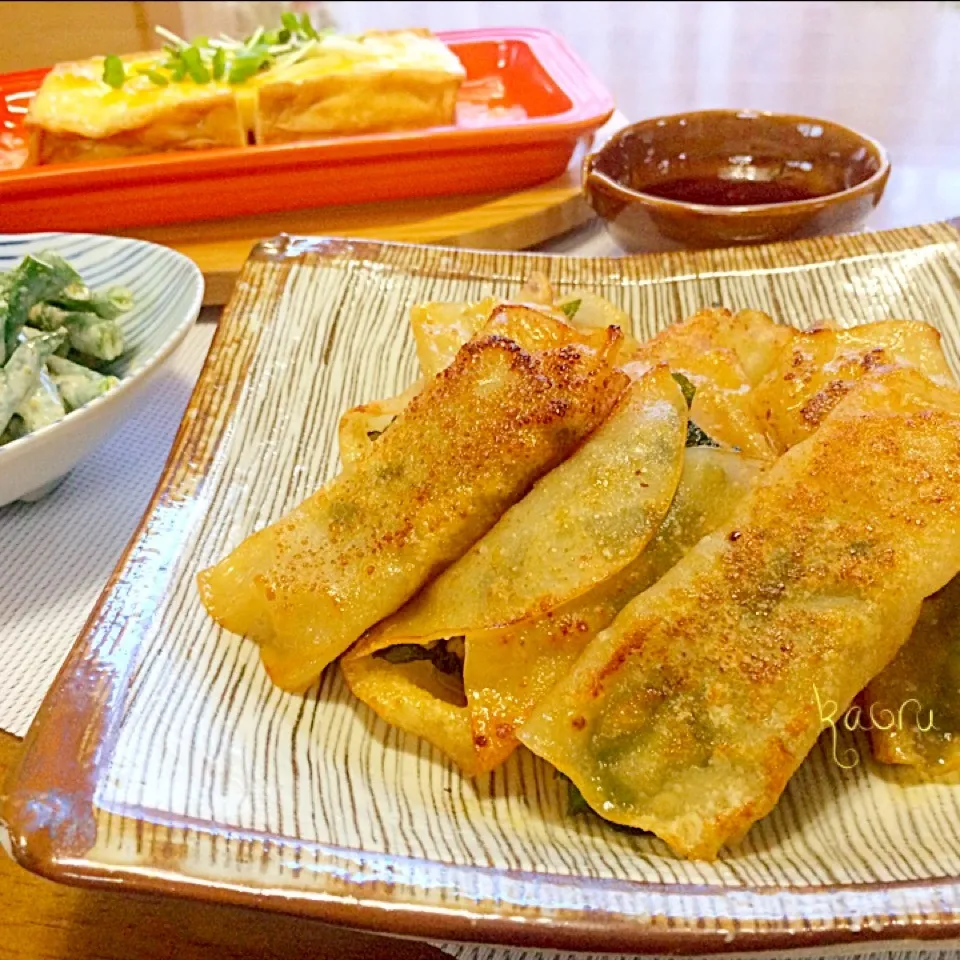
[
  {"x1": 6, "y1": 225, "x2": 960, "y2": 955},
  {"x1": 0, "y1": 232, "x2": 203, "y2": 506}
]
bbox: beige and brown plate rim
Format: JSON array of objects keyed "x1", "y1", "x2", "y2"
[{"x1": 4, "y1": 221, "x2": 960, "y2": 954}]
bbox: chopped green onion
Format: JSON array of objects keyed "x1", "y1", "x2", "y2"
[
  {"x1": 212, "y1": 47, "x2": 226, "y2": 80},
  {"x1": 671, "y1": 371, "x2": 697, "y2": 408},
  {"x1": 559, "y1": 298, "x2": 581, "y2": 320},
  {"x1": 228, "y1": 62, "x2": 256, "y2": 84},
  {"x1": 300, "y1": 12, "x2": 319, "y2": 39},
  {"x1": 102, "y1": 55, "x2": 126, "y2": 89},
  {"x1": 180, "y1": 46, "x2": 210, "y2": 84},
  {"x1": 135, "y1": 66, "x2": 170, "y2": 86},
  {"x1": 136, "y1": 17, "x2": 332, "y2": 91},
  {"x1": 228, "y1": 50, "x2": 270, "y2": 84}
]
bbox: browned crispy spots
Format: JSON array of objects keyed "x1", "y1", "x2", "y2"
[
  {"x1": 345, "y1": 444, "x2": 761, "y2": 777},
  {"x1": 198, "y1": 324, "x2": 627, "y2": 692},
  {"x1": 341, "y1": 366, "x2": 688, "y2": 773},
  {"x1": 631, "y1": 307, "x2": 786, "y2": 458},
  {"x1": 351, "y1": 366, "x2": 686, "y2": 657},
  {"x1": 754, "y1": 320, "x2": 954, "y2": 450},
  {"x1": 519, "y1": 368, "x2": 960, "y2": 860}
]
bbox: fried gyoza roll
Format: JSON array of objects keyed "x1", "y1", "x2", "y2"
[
  {"x1": 409, "y1": 282, "x2": 637, "y2": 380},
  {"x1": 355, "y1": 365, "x2": 687, "y2": 650},
  {"x1": 631, "y1": 308, "x2": 787, "y2": 460},
  {"x1": 345, "y1": 366, "x2": 693, "y2": 772},
  {"x1": 754, "y1": 319, "x2": 954, "y2": 450},
  {"x1": 519, "y1": 367, "x2": 960, "y2": 859},
  {"x1": 342, "y1": 445, "x2": 762, "y2": 774},
  {"x1": 653, "y1": 307, "x2": 795, "y2": 388},
  {"x1": 198, "y1": 314, "x2": 628, "y2": 690},
  {"x1": 749, "y1": 319, "x2": 960, "y2": 773},
  {"x1": 463, "y1": 446, "x2": 765, "y2": 772},
  {"x1": 339, "y1": 297, "x2": 627, "y2": 464}
]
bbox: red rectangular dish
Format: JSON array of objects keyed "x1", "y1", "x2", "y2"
[{"x1": 0, "y1": 27, "x2": 614, "y2": 233}]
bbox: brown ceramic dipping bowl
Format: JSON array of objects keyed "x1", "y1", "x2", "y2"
[{"x1": 583, "y1": 109, "x2": 890, "y2": 251}]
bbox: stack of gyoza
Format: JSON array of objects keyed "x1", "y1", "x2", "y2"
[{"x1": 198, "y1": 280, "x2": 960, "y2": 861}]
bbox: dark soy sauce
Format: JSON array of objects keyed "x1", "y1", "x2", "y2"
[{"x1": 638, "y1": 177, "x2": 821, "y2": 206}]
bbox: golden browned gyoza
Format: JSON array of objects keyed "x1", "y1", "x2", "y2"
[
  {"x1": 408, "y1": 277, "x2": 637, "y2": 381},
  {"x1": 337, "y1": 295, "x2": 633, "y2": 465},
  {"x1": 197, "y1": 310, "x2": 628, "y2": 691},
  {"x1": 462, "y1": 446, "x2": 765, "y2": 772},
  {"x1": 342, "y1": 446, "x2": 762, "y2": 775},
  {"x1": 519, "y1": 367, "x2": 960, "y2": 860},
  {"x1": 642, "y1": 313, "x2": 960, "y2": 784},
  {"x1": 355, "y1": 365, "x2": 687, "y2": 648},
  {"x1": 343, "y1": 365, "x2": 689, "y2": 771},
  {"x1": 753, "y1": 319, "x2": 954, "y2": 450},
  {"x1": 630, "y1": 307, "x2": 788, "y2": 460},
  {"x1": 751, "y1": 319, "x2": 960, "y2": 775}
]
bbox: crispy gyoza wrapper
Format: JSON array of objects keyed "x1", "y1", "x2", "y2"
[
  {"x1": 343, "y1": 445, "x2": 761, "y2": 775},
  {"x1": 198, "y1": 317, "x2": 628, "y2": 690},
  {"x1": 411, "y1": 297, "x2": 502, "y2": 379},
  {"x1": 519, "y1": 367, "x2": 960, "y2": 859},
  {"x1": 410, "y1": 280, "x2": 637, "y2": 378},
  {"x1": 464, "y1": 447, "x2": 765, "y2": 772},
  {"x1": 664, "y1": 307, "x2": 795, "y2": 387},
  {"x1": 356, "y1": 364, "x2": 687, "y2": 649},
  {"x1": 338, "y1": 378, "x2": 424, "y2": 468},
  {"x1": 754, "y1": 320, "x2": 954, "y2": 449},
  {"x1": 340, "y1": 299, "x2": 608, "y2": 465},
  {"x1": 632, "y1": 308, "x2": 785, "y2": 459},
  {"x1": 750, "y1": 319, "x2": 960, "y2": 772}
]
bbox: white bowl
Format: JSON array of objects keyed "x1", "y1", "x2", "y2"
[{"x1": 0, "y1": 232, "x2": 204, "y2": 507}]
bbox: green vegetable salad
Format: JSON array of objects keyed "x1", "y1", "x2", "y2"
[{"x1": 0, "y1": 252, "x2": 130, "y2": 445}]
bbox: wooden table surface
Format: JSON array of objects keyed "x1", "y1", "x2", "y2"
[
  {"x1": 0, "y1": 731, "x2": 447, "y2": 960},
  {"x1": 4, "y1": 2, "x2": 960, "y2": 958}
]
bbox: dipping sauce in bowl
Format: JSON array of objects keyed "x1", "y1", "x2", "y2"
[
  {"x1": 583, "y1": 110, "x2": 890, "y2": 251},
  {"x1": 638, "y1": 177, "x2": 820, "y2": 206}
]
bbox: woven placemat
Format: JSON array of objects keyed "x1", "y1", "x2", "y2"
[
  {"x1": 0, "y1": 322, "x2": 215, "y2": 736},
  {"x1": 437, "y1": 945, "x2": 960, "y2": 960}
]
